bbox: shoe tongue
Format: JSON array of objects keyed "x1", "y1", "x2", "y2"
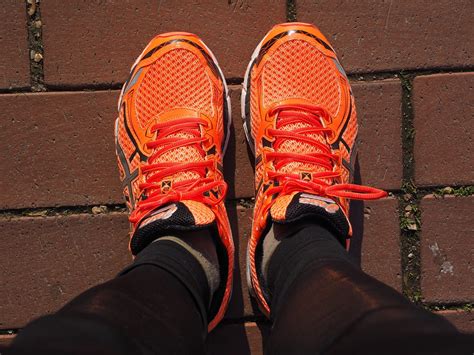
[
  {"x1": 276, "y1": 110, "x2": 331, "y2": 182},
  {"x1": 156, "y1": 107, "x2": 201, "y2": 121},
  {"x1": 270, "y1": 192, "x2": 350, "y2": 240},
  {"x1": 130, "y1": 201, "x2": 216, "y2": 255},
  {"x1": 150, "y1": 108, "x2": 205, "y2": 187},
  {"x1": 138, "y1": 200, "x2": 215, "y2": 230}
]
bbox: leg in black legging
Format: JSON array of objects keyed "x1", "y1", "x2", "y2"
[
  {"x1": 265, "y1": 223, "x2": 474, "y2": 355},
  {"x1": 7, "y1": 240, "x2": 210, "y2": 355}
]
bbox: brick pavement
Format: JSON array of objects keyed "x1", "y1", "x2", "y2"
[{"x1": 0, "y1": 0, "x2": 473, "y2": 353}]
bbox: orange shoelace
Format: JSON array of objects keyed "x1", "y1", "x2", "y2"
[
  {"x1": 129, "y1": 117, "x2": 226, "y2": 224},
  {"x1": 263, "y1": 103, "x2": 387, "y2": 211}
]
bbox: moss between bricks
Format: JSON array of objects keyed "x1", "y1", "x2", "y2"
[
  {"x1": 424, "y1": 303, "x2": 473, "y2": 313},
  {"x1": 0, "y1": 204, "x2": 127, "y2": 219},
  {"x1": 433, "y1": 186, "x2": 474, "y2": 197},
  {"x1": 26, "y1": 0, "x2": 45, "y2": 91},
  {"x1": 286, "y1": 0, "x2": 297, "y2": 22},
  {"x1": 398, "y1": 72, "x2": 424, "y2": 304},
  {"x1": 399, "y1": 181, "x2": 422, "y2": 304}
]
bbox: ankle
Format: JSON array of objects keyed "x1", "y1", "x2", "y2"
[
  {"x1": 119, "y1": 228, "x2": 221, "y2": 328},
  {"x1": 263, "y1": 223, "x2": 355, "y2": 312}
]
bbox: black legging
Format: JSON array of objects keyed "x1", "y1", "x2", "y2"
[{"x1": 5, "y1": 225, "x2": 474, "y2": 354}]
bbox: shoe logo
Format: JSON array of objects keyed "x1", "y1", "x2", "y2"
[
  {"x1": 299, "y1": 193, "x2": 340, "y2": 214},
  {"x1": 300, "y1": 172, "x2": 312, "y2": 181},
  {"x1": 161, "y1": 180, "x2": 172, "y2": 193},
  {"x1": 140, "y1": 204, "x2": 178, "y2": 227}
]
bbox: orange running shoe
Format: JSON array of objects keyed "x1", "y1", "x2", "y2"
[
  {"x1": 115, "y1": 32, "x2": 233, "y2": 331},
  {"x1": 242, "y1": 23, "x2": 387, "y2": 316}
]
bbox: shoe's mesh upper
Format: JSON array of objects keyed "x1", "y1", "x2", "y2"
[
  {"x1": 341, "y1": 98, "x2": 358, "y2": 184},
  {"x1": 135, "y1": 49, "x2": 215, "y2": 185},
  {"x1": 343, "y1": 98, "x2": 358, "y2": 149},
  {"x1": 182, "y1": 200, "x2": 215, "y2": 225},
  {"x1": 269, "y1": 193, "x2": 295, "y2": 220},
  {"x1": 250, "y1": 38, "x2": 349, "y2": 217},
  {"x1": 135, "y1": 49, "x2": 213, "y2": 127},
  {"x1": 250, "y1": 39, "x2": 342, "y2": 182},
  {"x1": 277, "y1": 117, "x2": 329, "y2": 178},
  {"x1": 250, "y1": 77, "x2": 260, "y2": 140},
  {"x1": 118, "y1": 110, "x2": 136, "y2": 157},
  {"x1": 261, "y1": 39, "x2": 341, "y2": 115}
]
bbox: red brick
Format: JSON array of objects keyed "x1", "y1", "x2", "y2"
[
  {"x1": 420, "y1": 196, "x2": 474, "y2": 303},
  {"x1": 414, "y1": 73, "x2": 474, "y2": 186},
  {"x1": 0, "y1": 213, "x2": 130, "y2": 328},
  {"x1": 207, "y1": 322, "x2": 268, "y2": 355},
  {"x1": 358, "y1": 198, "x2": 402, "y2": 291},
  {"x1": 0, "y1": 1, "x2": 29, "y2": 88},
  {"x1": 437, "y1": 310, "x2": 474, "y2": 333},
  {"x1": 297, "y1": 0, "x2": 474, "y2": 73},
  {"x1": 0, "y1": 91, "x2": 122, "y2": 209},
  {"x1": 42, "y1": 0, "x2": 286, "y2": 86},
  {"x1": 352, "y1": 79, "x2": 402, "y2": 190},
  {"x1": 226, "y1": 86, "x2": 255, "y2": 199}
]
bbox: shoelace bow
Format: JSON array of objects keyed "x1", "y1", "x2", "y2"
[
  {"x1": 129, "y1": 117, "x2": 226, "y2": 224},
  {"x1": 261, "y1": 103, "x2": 387, "y2": 216}
]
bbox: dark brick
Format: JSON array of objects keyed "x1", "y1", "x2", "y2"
[
  {"x1": 352, "y1": 79, "x2": 402, "y2": 191},
  {"x1": 358, "y1": 198, "x2": 402, "y2": 291},
  {"x1": 437, "y1": 310, "x2": 474, "y2": 333},
  {"x1": 0, "y1": 91, "x2": 122, "y2": 209},
  {"x1": 297, "y1": 0, "x2": 474, "y2": 73},
  {"x1": 207, "y1": 322, "x2": 268, "y2": 355},
  {"x1": 0, "y1": 213, "x2": 130, "y2": 328},
  {"x1": 42, "y1": 0, "x2": 286, "y2": 86},
  {"x1": 0, "y1": 1, "x2": 29, "y2": 89},
  {"x1": 226, "y1": 204, "x2": 254, "y2": 318},
  {"x1": 226, "y1": 86, "x2": 255, "y2": 199},
  {"x1": 421, "y1": 196, "x2": 474, "y2": 303},
  {"x1": 413, "y1": 73, "x2": 474, "y2": 186}
]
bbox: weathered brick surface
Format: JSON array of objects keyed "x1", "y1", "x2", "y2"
[
  {"x1": 0, "y1": 1, "x2": 29, "y2": 89},
  {"x1": 225, "y1": 86, "x2": 255, "y2": 199},
  {"x1": 420, "y1": 196, "x2": 474, "y2": 303},
  {"x1": 41, "y1": 0, "x2": 286, "y2": 86},
  {"x1": 358, "y1": 198, "x2": 402, "y2": 291},
  {"x1": 437, "y1": 310, "x2": 474, "y2": 333},
  {"x1": 413, "y1": 73, "x2": 474, "y2": 186},
  {"x1": 226, "y1": 204, "x2": 254, "y2": 318},
  {"x1": 0, "y1": 91, "x2": 122, "y2": 209},
  {"x1": 0, "y1": 213, "x2": 130, "y2": 328},
  {"x1": 352, "y1": 79, "x2": 402, "y2": 191},
  {"x1": 297, "y1": 0, "x2": 474, "y2": 73}
]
